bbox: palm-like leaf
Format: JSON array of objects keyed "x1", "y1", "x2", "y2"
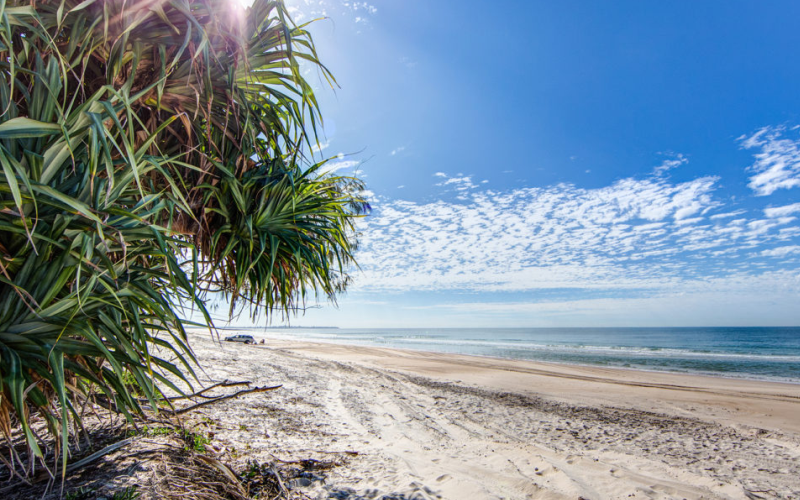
[
  {"x1": 0, "y1": 0, "x2": 365, "y2": 476},
  {"x1": 199, "y1": 157, "x2": 368, "y2": 317}
]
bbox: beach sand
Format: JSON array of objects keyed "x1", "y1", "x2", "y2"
[{"x1": 184, "y1": 331, "x2": 800, "y2": 499}]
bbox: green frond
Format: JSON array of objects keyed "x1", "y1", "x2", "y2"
[{"x1": 0, "y1": 0, "x2": 366, "y2": 476}]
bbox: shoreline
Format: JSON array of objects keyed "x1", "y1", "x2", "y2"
[
  {"x1": 242, "y1": 333, "x2": 800, "y2": 386},
  {"x1": 179, "y1": 331, "x2": 800, "y2": 499},
  {"x1": 223, "y1": 327, "x2": 800, "y2": 386},
  {"x1": 250, "y1": 336, "x2": 800, "y2": 434}
]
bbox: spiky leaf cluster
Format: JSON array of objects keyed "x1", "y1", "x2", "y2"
[{"x1": 0, "y1": 0, "x2": 366, "y2": 476}]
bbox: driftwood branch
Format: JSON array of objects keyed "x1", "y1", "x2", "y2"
[
  {"x1": 135, "y1": 380, "x2": 252, "y2": 405},
  {"x1": 163, "y1": 380, "x2": 253, "y2": 401},
  {"x1": 270, "y1": 465, "x2": 289, "y2": 497},
  {"x1": 169, "y1": 385, "x2": 282, "y2": 415}
]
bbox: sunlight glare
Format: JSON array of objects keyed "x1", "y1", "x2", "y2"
[{"x1": 233, "y1": 0, "x2": 253, "y2": 10}]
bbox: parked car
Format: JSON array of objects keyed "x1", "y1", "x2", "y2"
[{"x1": 224, "y1": 334, "x2": 255, "y2": 344}]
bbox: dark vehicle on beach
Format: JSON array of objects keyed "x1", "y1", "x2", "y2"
[{"x1": 224, "y1": 334, "x2": 255, "y2": 344}]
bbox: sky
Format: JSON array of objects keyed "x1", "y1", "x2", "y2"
[{"x1": 224, "y1": 0, "x2": 800, "y2": 328}]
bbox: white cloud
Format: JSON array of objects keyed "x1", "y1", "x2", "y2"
[
  {"x1": 652, "y1": 154, "x2": 687, "y2": 176},
  {"x1": 286, "y1": 1, "x2": 375, "y2": 25},
  {"x1": 435, "y1": 175, "x2": 482, "y2": 200},
  {"x1": 311, "y1": 140, "x2": 331, "y2": 153},
  {"x1": 358, "y1": 189, "x2": 376, "y2": 201},
  {"x1": 284, "y1": 0, "x2": 329, "y2": 24},
  {"x1": 761, "y1": 246, "x2": 800, "y2": 258},
  {"x1": 318, "y1": 159, "x2": 360, "y2": 175},
  {"x1": 764, "y1": 203, "x2": 800, "y2": 218},
  {"x1": 350, "y1": 172, "x2": 800, "y2": 294},
  {"x1": 710, "y1": 210, "x2": 746, "y2": 219},
  {"x1": 741, "y1": 126, "x2": 800, "y2": 196},
  {"x1": 390, "y1": 146, "x2": 405, "y2": 156},
  {"x1": 343, "y1": 1, "x2": 377, "y2": 14},
  {"x1": 441, "y1": 176, "x2": 476, "y2": 189}
]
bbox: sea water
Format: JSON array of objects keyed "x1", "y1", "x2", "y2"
[{"x1": 233, "y1": 327, "x2": 800, "y2": 383}]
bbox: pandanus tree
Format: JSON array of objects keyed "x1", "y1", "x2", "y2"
[{"x1": 0, "y1": 0, "x2": 366, "y2": 477}]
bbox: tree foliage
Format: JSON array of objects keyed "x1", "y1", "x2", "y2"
[{"x1": 0, "y1": 0, "x2": 366, "y2": 477}]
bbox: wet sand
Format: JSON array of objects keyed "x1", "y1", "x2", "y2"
[{"x1": 186, "y1": 331, "x2": 800, "y2": 499}]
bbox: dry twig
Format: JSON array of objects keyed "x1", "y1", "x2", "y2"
[{"x1": 169, "y1": 385, "x2": 282, "y2": 415}]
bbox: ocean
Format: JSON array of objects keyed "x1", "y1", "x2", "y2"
[{"x1": 234, "y1": 327, "x2": 800, "y2": 384}]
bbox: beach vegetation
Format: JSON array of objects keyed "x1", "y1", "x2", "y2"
[
  {"x1": 0, "y1": 0, "x2": 366, "y2": 479},
  {"x1": 182, "y1": 431, "x2": 212, "y2": 453},
  {"x1": 110, "y1": 487, "x2": 141, "y2": 500},
  {"x1": 127, "y1": 426, "x2": 175, "y2": 438},
  {"x1": 65, "y1": 485, "x2": 140, "y2": 500},
  {"x1": 64, "y1": 486, "x2": 95, "y2": 500}
]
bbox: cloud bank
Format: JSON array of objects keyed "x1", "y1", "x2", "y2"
[
  {"x1": 351, "y1": 165, "x2": 800, "y2": 297},
  {"x1": 741, "y1": 126, "x2": 800, "y2": 196}
]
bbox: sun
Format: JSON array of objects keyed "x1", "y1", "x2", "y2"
[{"x1": 232, "y1": 0, "x2": 254, "y2": 10}]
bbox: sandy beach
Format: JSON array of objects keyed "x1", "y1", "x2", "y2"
[{"x1": 180, "y1": 331, "x2": 800, "y2": 499}]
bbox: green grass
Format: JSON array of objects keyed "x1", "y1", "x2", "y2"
[
  {"x1": 182, "y1": 431, "x2": 212, "y2": 453},
  {"x1": 65, "y1": 485, "x2": 139, "y2": 500},
  {"x1": 127, "y1": 426, "x2": 175, "y2": 438},
  {"x1": 110, "y1": 487, "x2": 140, "y2": 500},
  {"x1": 65, "y1": 487, "x2": 94, "y2": 500}
]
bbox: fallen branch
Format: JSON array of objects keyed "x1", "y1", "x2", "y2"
[
  {"x1": 271, "y1": 449, "x2": 359, "y2": 464},
  {"x1": 96, "y1": 446, "x2": 170, "y2": 464},
  {"x1": 169, "y1": 385, "x2": 282, "y2": 415},
  {"x1": 136, "y1": 380, "x2": 252, "y2": 404},
  {"x1": 196, "y1": 454, "x2": 245, "y2": 490},
  {"x1": 312, "y1": 450, "x2": 359, "y2": 456},
  {"x1": 163, "y1": 380, "x2": 253, "y2": 401},
  {"x1": 269, "y1": 465, "x2": 288, "y2": 498}
]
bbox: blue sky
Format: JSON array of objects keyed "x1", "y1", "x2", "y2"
[{"x1": 228, "y1": 0, "x2": 800, "y2": 328}]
